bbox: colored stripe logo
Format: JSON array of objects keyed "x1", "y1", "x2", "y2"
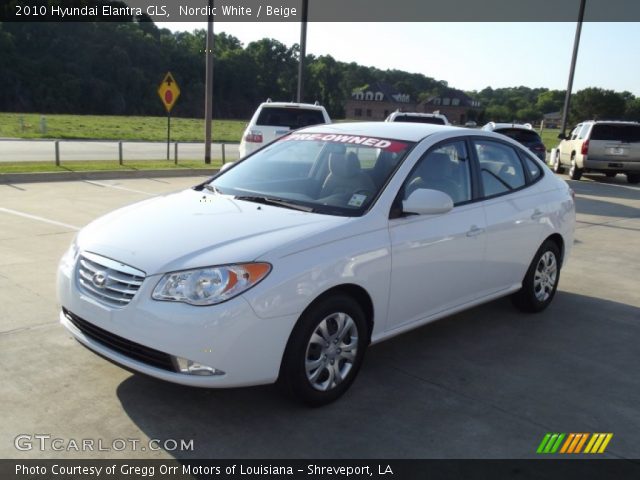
[{"x1": 537, "y1": 433, "x2": 613, "y2": 454}]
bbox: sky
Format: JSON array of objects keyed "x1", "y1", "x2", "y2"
[{"x1": 163, "y1": 22, "x2": 640, "y2": 96}]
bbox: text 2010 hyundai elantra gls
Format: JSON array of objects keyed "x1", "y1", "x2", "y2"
[{"x1": 58, "y1": 122, "x2": 575, "y2": 405}]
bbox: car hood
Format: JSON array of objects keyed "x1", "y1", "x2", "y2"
[{"x1": 77, "y1": 189, "x2": 349, "y2": 275}]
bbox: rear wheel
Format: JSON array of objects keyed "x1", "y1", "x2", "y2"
[
  {"x1": 627, "y1": 174, "x2": 640, "y2": 184},
  {"x1": 512, "y1": 240, "x2": 561, "y2": 313},
  {"x1": 569, "y1": 156, "x2": 583, "y2": 180},
  {"x1": 552, "y1": 150, "x2": 565, "y2": 173},
  {"x1": 278, "y1": 294, "x2": 368, "y2": 406}
]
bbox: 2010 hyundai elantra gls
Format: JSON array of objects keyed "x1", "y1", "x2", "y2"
[{"x1": 58, "y1": 122, "x2": 575, "y2": 405}]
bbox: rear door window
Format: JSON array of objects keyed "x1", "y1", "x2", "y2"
[
  {"x1": 522, "y1": 155, "x2": 543, "y2": 183},
  {"x1": 474, "y1": 140, "x2": 527, "y2": 197},
  {"x1": 570, "y1": 125, "x2": 581, "y2": 140},
  {"x1": 577, "y1": 123, "x2": 590, "y2": 139},
  {"x1": 256, "y1": 108, "x2": 326, "y2": 129},
  {"x1": 590, "y1": 124, "x2": 640, "y2": 142}
]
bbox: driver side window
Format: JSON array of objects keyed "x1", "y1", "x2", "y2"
[{"x1": 402, "y1": 141, "x2": 471, "y2": 205}]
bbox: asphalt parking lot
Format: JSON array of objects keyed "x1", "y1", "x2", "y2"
[{"x1": 1, "y1": 172, "x2": 639, "y2": 460}]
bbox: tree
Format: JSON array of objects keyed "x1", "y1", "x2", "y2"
[
  {"x1": 536, "y1": 90, "x2": 565, "y2": 114},
  {"x1": 625, "y1": 98, "x2": 640, "y2": 122},
  {"x1": 571, "y1": 88, "x2": 626, "y2": 122}
]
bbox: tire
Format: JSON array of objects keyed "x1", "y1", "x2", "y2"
[
  {"x1": 278, "y1": 294, "x2": 368, "y2": 406},
  {"x1": 605, "y1": 172, "x2": 616, "y2": 178},
  {"x1": 627, "y1": 174, "x2": 640, "y2": 184},
  {"x1": 552, "y1": 150, "x2": 565, "y2": 174},
  {"x1": 512, "y1": 240, "x2": 561, "y2": 313},
  {"x1": 569, "y1": 156, "x2": 583, "y2": 181}
]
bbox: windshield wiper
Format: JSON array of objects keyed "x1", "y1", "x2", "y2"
[
  {"x1": 204, "y1": 184, "x2": 222, "y2": 194},
  {"x1": 234, "y1": 195, "x2": 314, "y2": 212}
]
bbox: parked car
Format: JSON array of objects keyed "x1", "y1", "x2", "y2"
[
  {"x1": 239, "y1": 100, "x2": 331, "y2": 158},
  {"x1": 385, "y1": 110, "x2": 449, "y2": 125},
  {"x1": 482, "y1": 122, "x2": 546, "y2": 162},
  {"x1": 465, "y1": 121, "x2": 478, "y2": 128},
  {"x1": 551, "y1": 120, "x2": 640, "y2": 183},
  {"x1": 58, "y1": 122, "x2": 575, "y2": 406}
]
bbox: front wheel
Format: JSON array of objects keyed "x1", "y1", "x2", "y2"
[
  {"x1": 512, "y1": 240, "x2": 561, "y2": 313},
  {"x1": 278, "y1": 294, "x2": 368, "y2": 406}
]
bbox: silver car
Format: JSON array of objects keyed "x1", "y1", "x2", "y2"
[{"x1": 552, "y1": 121, "x2": 640, "y2": 184}]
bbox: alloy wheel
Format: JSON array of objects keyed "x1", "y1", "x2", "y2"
[
  {"x1": 533, "y1": 251, "x2": 558, "y2": 302},
  {"x1": 305, "y1": 312, "x2": 359, "y2": 392}
]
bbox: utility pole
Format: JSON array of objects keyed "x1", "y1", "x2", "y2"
[
  {"x1": 296, "y1": 0, "x2": 308, "y2": 102},
  {"x1": 559, "y1": 0, "x2": 586, "y2": 138},
  {"x1": 204, "y1": 0, "x2": 214, "y2": 164}
]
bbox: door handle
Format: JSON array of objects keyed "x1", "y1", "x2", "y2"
[
  {"x1": 531, "y1": 209, "x2": 544, "y2": 220},
  {"x1": 466, "y1": 225, "x2": 484, "y2": 237}
]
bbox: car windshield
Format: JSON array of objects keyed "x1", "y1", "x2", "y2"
[
  {"x1": 211, "y1": 132, "x2": 414, "y2": 216},
  {"x1": 495, "y1": 128, "x2": 542, "y2": 144},
  {"x1": 394, "y1": 115, "x2": 445, "y2": 125},
  {"x1": 256, "y1": 107, "x2": 326, "y2": 129},
  {"x1": 590, "y1": 124, "x2": 640, "y2": 142}
]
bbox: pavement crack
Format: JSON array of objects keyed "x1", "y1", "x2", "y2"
[
  {"x1": 0, "y1": 321, "x2": 59, "y2": 337},
  {"x1": 575, "y1": 214, "x2": 640, "y2": 231}
]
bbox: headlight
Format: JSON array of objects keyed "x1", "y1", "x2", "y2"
[
  {"x1": 152, "y1": 263, "x2": 271, "y2": 306},
  {"x1": 59, "y1": 238, "x2": 79, "y2": 276}
]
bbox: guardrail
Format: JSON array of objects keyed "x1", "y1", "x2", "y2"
[{"x1": 0, "y1": 138, "x2": 241, "y2": 164}]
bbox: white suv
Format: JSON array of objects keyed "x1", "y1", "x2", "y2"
[
  {"x1": 385, "y1": 111, "x2": 450, "y2": 126},
  {"x1": 239, "y1": 100, "x2": 331, "y2": 158},
  {"x1": 552, "y1": 120, "x2": 640, "y2": 183}
]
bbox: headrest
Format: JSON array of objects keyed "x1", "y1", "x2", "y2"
[
  {"x1": 418, "y1": 152, "x2": 452, "y2": 179},
  {"x1": 329, "y1": 152, "x2": 361, "y2": 178}
]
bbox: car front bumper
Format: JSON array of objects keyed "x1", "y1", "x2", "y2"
[{"x1": 57, "y1": 263, "x2": 298, "y2": 388}]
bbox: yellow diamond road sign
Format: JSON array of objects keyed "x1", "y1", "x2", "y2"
[{"x1": 157, "y1": 72, "x2": 180, "y2": 112}]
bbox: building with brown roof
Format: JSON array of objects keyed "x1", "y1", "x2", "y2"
[
  {"x1": 344, "y1": 82, "x2": 416, "y2": 121},
  {"x1": 418, "y1": 88, "x2": 482, "y2": 125}
]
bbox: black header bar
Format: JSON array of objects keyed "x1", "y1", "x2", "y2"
[{"x1": 2, "y1": 0, "x2": 640, "y2": 22}]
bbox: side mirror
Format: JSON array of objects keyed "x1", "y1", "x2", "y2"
[
  {"x1": 557, "y1": 133, "x2": 566, "y2": 140},
  {"x1": 402, "y1": 188, "x2": 454, "y2": 216},
  {"x1": 219, "y1": 162, "x2": 234, "y2": 173}
]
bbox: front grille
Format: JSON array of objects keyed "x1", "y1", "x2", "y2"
[
  {"x1": 63, "y1": 308, "x2": 176, "y2": 372},
  {"x1": 76, "y1": 252, "x2": 145, "y2": 307}
]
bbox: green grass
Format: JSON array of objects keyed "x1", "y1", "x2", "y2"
[
  {"x1": 539, "y1": 127, "x2": 561, "y2": 152},
  {"x1": 0, "y1": 160, "x2": 223, "y2": 174},
  {"x1": 0, "y1": 113, "x2": 246, "y2": 143}
]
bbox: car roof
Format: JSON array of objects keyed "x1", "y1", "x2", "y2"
[
  {"x1": 300, "y1": 121, "x2": 463, "y2": 142},
  {"x1": 259, "y1": 102, "x2": 326, "y2": 110},
  {"x1": 391, "y1": 112, "x2": 445, "y2": 117},
  {"x1": 483, "y1": 122, "x2": 533, "y2": 131},
  {"x1": 583, "y1": 120, "x2": 640, "y2": 125}
]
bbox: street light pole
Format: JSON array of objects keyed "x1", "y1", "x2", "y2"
[
  {"x1": 204, "y1": 0, "x2": 214, "y2": 164},
  {"x1": 296, "y1": 0, "x2": 308, "y2": 102},
  {"x1": 559, "y1": 0, "x2": 586, "y2": 138}
]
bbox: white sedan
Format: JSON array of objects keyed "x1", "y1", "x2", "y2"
[{"x1": 58, "y1": 122, "x2": 575, "y2": 406}]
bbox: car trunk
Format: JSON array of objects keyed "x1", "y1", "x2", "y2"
[
  {"x1": 587, "y1": 124, "x2": 640, "y2": 163},
  {"x1": 256, "y1": 107, "x2": 327, "y2": 144}
]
